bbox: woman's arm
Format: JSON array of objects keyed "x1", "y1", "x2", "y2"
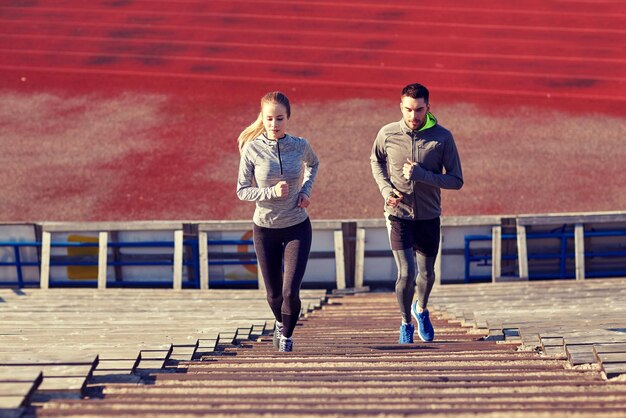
[{"x1": 236, "y1": 149, "x2": 278, "y2": 201}]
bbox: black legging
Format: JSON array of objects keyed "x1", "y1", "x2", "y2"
[
  {"x1": 253, "y1": 218, "x2": 312, "y2": 338},
  {"x1": 392, "y1": 248, "x2": 437, "y2": 323}
]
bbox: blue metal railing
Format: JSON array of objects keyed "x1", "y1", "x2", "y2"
[
  {"x1": 0, "y1": 242, "x2": 39, "y2": 287},
  {"x1": 0, "y1": 238, "x2": 257, "y2": 288},
  {"x1": 464, "y1": 233, "x2": 517, "y2": 282},
  {"x1": 464, "y1": 229, "x2": 626, "y2": 282}
]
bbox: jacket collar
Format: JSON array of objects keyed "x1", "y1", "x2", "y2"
[{"x1": 400, "y1": 112, "x2": 437, "y2": 135}]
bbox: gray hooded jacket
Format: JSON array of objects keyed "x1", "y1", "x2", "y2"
[
  {"x1": 237, "y1": 134, "x2": 319, "y2": 228},
  {"x1": 370, "y1": 114, "x2": 463, "y2": 220}
]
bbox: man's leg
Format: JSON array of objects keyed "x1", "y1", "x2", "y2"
[
  {"x1": 411, "y1": 252, "x2": 437, "y2": 342},
  {"x1": 387, "y1": 215, "x2": 418, "y2": 343},
  {"x1": 415, "y1": 253, "x2": 437, "y2": 311},
  {"x1": 392, "y1": 248, "x2": 417, "y2": 323}
]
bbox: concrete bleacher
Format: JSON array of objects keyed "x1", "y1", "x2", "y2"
[{"x1": 0, "y1": 288, "x2": 327, "y2": 415}]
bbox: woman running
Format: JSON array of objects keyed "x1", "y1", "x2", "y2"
[{"x1": 236, "y1": 91, "x2": 319, "y2": 352}]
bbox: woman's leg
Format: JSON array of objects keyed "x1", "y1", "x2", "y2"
[
  {"x1": 253, "y1": 224, "x2": 285, "y2": 322},
  {"x1": 280, "y1": 218, "x2": 312, "y2": 337}
]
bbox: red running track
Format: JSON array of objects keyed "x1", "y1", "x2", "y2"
[{"x1": 0, "y1": 0, "x2": 625, "y2": 220}]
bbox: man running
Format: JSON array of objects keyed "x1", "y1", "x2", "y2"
[{"x1": 370, "y1": 83, "x2": 464, "y2": 343}]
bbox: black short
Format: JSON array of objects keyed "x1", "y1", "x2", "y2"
[{"x1": 387, "y1": 216, "x2": 441, "y2": 256}]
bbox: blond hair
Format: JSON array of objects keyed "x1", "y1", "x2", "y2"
[{"x1": 238, "y1": 91, "x2": 291, "y2": 152}]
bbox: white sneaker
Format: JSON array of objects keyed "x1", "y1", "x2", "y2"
[
  {"x1": 279, "y1": 336, "x2": 293, "y2": 352},
  {"x1": 273, "y1": 321, "x2": 284, "y2": 349}
]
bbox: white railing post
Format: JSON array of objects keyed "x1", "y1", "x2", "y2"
[
  {"x1": 491, "y1": 226, "x2": 502, "y2": 282},
  {"x1": 575, "y1": 223, "x2": 586, "y2": 280},
  {"x1": 198, "y1": 231, "x2": 209, "y2": 290},
  {"x1": 173, "y1": 229, "x2": 183, "y2": 290},
  {"x1": 97, "y1": 231, "x2": 108, "y2": 289},
  {"x1": 334, "y1": 230, "x2": 346, "y2": 290},
  {"x1": 40, "y1": 231, "x2": 51, "y2": 289},
  {"x1": 354, "y1": 228, "x2": 365, "y2": 288},
  {"x1": 517, "y1": 224, "x2": 529, "y2": 280}
]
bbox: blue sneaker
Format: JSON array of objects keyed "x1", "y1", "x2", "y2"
[
  {"x1": 411, "y1": 301, "x2": 435, "y2": 342},
  {"x1": 399, "y1": 323, "x2": 414, "y2": 344}
]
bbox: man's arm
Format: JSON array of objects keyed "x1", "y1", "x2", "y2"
[
  {"x1": 370, "y1": 132, "x2": 395, "y2": 199},
  {"x1": 406, "y1": 136, "x2": 463, "y2": 190}
]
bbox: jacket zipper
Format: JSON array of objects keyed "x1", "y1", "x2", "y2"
[
  {"x1": 412, "y1": 135, "x2": 418, "y2": 219},
  {"x1": 277, "y1": 139, "x2": 283, "y2": 175}
]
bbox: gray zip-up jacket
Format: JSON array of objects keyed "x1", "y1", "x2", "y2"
[
  {"x1": 237, "y1": 134, "x2": 319, "y2": 228},
  {"x1": 370, "y1": 114, "x2": 463, "y2": 220}
]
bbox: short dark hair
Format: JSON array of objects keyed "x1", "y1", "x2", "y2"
[{"x1": 401, "y1": 83, "x2": 429, "y2": 104}]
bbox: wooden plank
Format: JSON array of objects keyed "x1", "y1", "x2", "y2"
[
  {"x1": 42, "y1": 222, "x2": 184, "y2": 232},
  {"x1": 0, "y1": 396, "x2": 27, "y2": 409},
  {"x1": 0, "y1": 365, "x2": 94, "y2": 378},
  {"x1": 597, "y1": 353, "x2": 626, "y2": 364},
  {"x1": 563, "y1": 335, "x2": 626, "y2": 345},
  {"x1": 575, "y1": 223, "x2": 585, "y2": 281},
  {"x1": 565, "y1": 344, "x2": 598, "y2": 366},
  {"x1": 135, "y1": 359, "x2": 167, "y2": 370},
  {"x1": 520, "y1": 332, "x2": 541, "y2": 348},
  {"x1": 0, "y1": 369, "x2": 42, "y2": 408},
  {"x1": 199, "y1": 220, "x2": 345, "y2": 234},
  {"x1": 356, "y1": 215, "x2": 502, "y2": 228},
  {"x1": 198, "y1": 221, "x2": 256, "y2": 232},
  {"x1": 235, "y1": 326, "x2": 252, "y2": 342},
  {"x1": 195, "y1": 338, "x2": 219, "y2": 356},
  {"x1": 0, "y1": 382, "x2": 40, "y2": 396},
  {"x1": 602, "y1": 363, "x2": 626, "y2": 379},
  {"x1": 311, "y1": 221, "x2": 343, "y2": 230},
  {"x1": 0, "y1": 363, "x2": 95, "y2": 395},
  {"x1": 95, "y1": 359, "x2": 139, "y2": 372},
  {"x1": 169, "y1": 345, "x2": 197, "y2": 362},
  {"x1": 139, "y1": 347, "x2": 173, "y2": 361},
  {"x1": 541, "y1": 336, "x2": 565, "y2": 348},
  {"x1": 217, "y1": 331, "x2": 237, "y2": 345},
  {"x1": 0, "y1": 287, "x2": 328, "y2": 390},
  {"x1": 37, "y1": 376, "x2": 89, "y2": 393},
  {"x1": 0, "y1": 368, "x2": 42, "y2": 382},
  {"x1": 516, "y1": 211, "x2": 626, "y2": 226},
  {"x1": 594, "y1": 343, "x2": 626, "y2": 354}
]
